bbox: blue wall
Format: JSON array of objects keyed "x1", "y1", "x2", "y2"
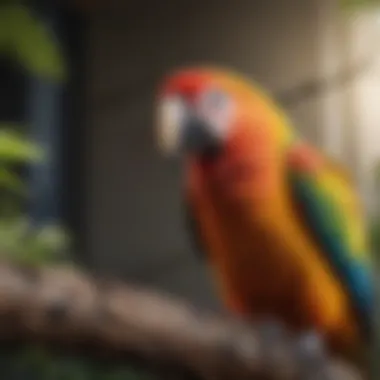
[
  {"x1": 27, "y1": 3, "x2": 86, "y2": 256},
  {"x1": 27, "y1": 2, "x2": 63, "y2": 225}
]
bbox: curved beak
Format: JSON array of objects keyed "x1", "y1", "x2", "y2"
[{"x1": 180, "y1": 116, "x2": 221, "y2": 158}]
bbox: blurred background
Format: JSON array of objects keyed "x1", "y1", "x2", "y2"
[
  {"x1": 1, "y1": 0, "x2": 380, "y2": 378},
  {"x1": 1, "y1": 0, "x2": 380, "y2": 313}
]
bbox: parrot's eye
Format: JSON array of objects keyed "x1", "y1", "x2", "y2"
[
  {"x1": 156, "y1": 96, "x2": 187, "y2": 155},
  {"x1": 197, "y1": 88, "x2": 234, "y2": 139}
]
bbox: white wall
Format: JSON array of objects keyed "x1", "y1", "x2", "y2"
[
  {"x1": 310, "y1": 5, "x2": 380, "y2": 214},
  {"x1": 345, "y1": 10, "x2": 380, "y2": 214},
  {"x1": 85, "y1": 0, "x2": 363, "y2": 306}
]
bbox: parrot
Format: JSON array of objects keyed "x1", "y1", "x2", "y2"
[{"x1": 154, "y1": 66, "x2": 373, "y2": 368}]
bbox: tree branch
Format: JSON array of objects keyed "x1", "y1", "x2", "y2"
[{"x1": 0, "y1": 260, "x2": 364, "y2": 380}]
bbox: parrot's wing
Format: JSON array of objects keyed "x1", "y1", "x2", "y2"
[
  {"x1": 287, "y1": 142, "x2": 373, "y2": 337},
  {"x1": 183, "y1": 197, "x2": 207, "y2": 260}
]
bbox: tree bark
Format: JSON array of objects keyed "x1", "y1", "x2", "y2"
[{"x1": 0, "y1": 260, "x2": 364, "y2": 380}]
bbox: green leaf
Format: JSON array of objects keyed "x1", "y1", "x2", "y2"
[
  {"x1": 2, "y1": 4, "x2": 66, "y2": 81},
  {"x1": 0, "y1": 217, "x2": 30, "y2": 254},
  {"x1": 34, "y1": 224, "x2": 71, "y2": 252},
  {"x1": 0, "y1": 218, "x2": 72, "y2": 266},
  {"x1": 25, "y1": 224, "x2": 72, "y2": 265},
  {"x1": 0, "y1": 127, "x2": 44, "y2": 163},
  {"x1": 0, "y1": 166, "x2": 25, "y2": 194}
]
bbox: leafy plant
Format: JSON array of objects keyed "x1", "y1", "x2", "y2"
[
  {"x1": 0, "y1": 1, "x2": 70, "y2": 265},
  {"x1": 0, "y1": 1, "x2": 66, "y2": 81},
  {"x1": 0, "y1": 126, "x2": 71, "y2": 265}
]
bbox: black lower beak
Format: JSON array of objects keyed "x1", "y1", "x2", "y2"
[{"x1": 181, "y1": 117, "x2": 221, "y2": 158}]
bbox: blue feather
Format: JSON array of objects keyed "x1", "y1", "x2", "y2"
[{"x1": 290, "y1": 172, "x2": 373, "y2": 338}]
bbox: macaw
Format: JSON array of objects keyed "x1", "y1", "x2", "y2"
[{"x1": 154, "y1": 66, "x2": 373, "y2": 366}]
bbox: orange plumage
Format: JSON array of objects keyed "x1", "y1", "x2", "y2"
[
  {"x1": 186, "y1": 154, "x2": 360, "y2": 353},
  {"x1": 156, "y1": 67, "x2": 370, "y2": 364}
]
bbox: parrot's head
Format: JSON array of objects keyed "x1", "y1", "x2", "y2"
[{"x1": 155, "y1": 66, "x2": 296, "y2": 200}]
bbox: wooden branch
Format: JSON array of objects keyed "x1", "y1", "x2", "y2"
[{"x1": 0, "y1": 260, "x2": 364, "y2": 380}]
